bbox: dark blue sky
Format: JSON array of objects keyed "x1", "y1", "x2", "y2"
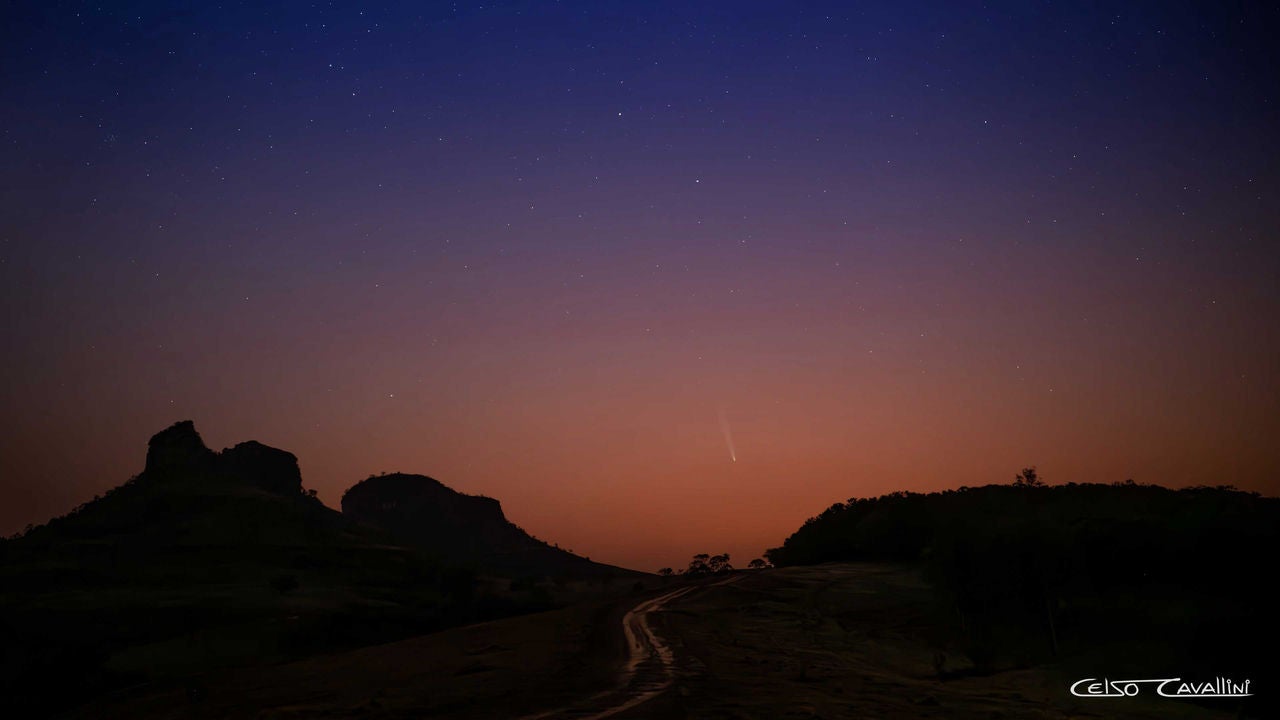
[{"x1": 3, "y1": 1, "x2": 1278, "y2": 568}]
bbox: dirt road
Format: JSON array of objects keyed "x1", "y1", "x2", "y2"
[{"x1": 521, "y1": 577, "x2": 738, "y2": 719}]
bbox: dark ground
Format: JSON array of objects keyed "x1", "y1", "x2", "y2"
[{"x1": 70, "y1": 564, "x2": 1250, "y2": 719}]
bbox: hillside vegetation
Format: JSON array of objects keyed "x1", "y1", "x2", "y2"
[{"x1": 766, "y1": 480, "x2": 1278, "y2": 706}]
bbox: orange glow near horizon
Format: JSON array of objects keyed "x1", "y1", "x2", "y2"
[{"x1": 3, "y1": 247, "x2": 1277, "y2": 572}]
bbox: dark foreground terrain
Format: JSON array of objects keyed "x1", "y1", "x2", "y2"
[
  {"x1": 77, "y1": 564, "x2": 1246, "y2": 719},
  {"x1": 0, "y1": 421, "x2": 640, "y2": 717},
  {"x1": 6, "y1": 428, "x2": 1271, "y2": 718}
]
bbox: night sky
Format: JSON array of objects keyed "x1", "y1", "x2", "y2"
[{"x1": 3, "y1": 1, "x2": 1278, "y2": 571}]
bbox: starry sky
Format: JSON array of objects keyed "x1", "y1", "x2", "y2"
[{"x1": 2, "y1": 1, "x2": 1278, "y2": 571}]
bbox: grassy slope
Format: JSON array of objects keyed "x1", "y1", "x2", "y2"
[
  {"x1": 67, "y1": 581, "x2": 664, "y2": 720},
  {"x1": 660, "y1": 565, "x2": 1239, "y2": 720}
]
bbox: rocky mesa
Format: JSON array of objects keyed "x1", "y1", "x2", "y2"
[{"x1": 342, "y1": 472, "x2": 638, "y2": 579}]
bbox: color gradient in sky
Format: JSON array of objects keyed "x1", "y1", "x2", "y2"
[{"x1": 2, "y1": 1, "x2": 1278, "y2": 571}]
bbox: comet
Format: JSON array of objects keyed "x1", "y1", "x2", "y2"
[{"x1": 718, "y1": 408, "x2": 737, "y2": 462}]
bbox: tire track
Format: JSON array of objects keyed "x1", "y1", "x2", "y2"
[{"x1": 520, "y1": 576, "x2": 739, "y2": 719}]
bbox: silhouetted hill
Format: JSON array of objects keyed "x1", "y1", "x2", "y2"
[
  {"x1": 342, "y1": 472, "x2": 639, "y2": 579},
  {"x1": 766, "y1": 481, "x2": 1278, "y2": 569},
  {"x1": 12, "y1": 421, "x2": 338, "y2": 548},
  {"x1": 766, "y1": 482, "x2": 1280, "y2": 711},
  {"x1": 0, "y1": 421, "x2": 539, "y2": 717}
]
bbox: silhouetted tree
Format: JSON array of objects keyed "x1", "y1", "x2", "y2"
[
  {"x1": 747, "y1": 558, "x2": 769, "y2": 570},
  {"x1": 1013, "y1": 466, "x2": 1042, "y2": 487},
  {"x1": 709, "y1": 553, "x2": 732, "y2": 574},
  {"x1": 686, "y1": 553, "x2": 712, "y2": 576},
  {"x1": 657, "y1": 567, "x2": 674, "y2": 576}
]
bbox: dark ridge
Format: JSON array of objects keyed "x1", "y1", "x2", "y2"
[
  {"x1": 144, "y1": 419, "x2": 215, "y2": 474},
  {"x1": 342, "y1": 472, "x2": 639, "y2": 579},
  {"x1": 138, "y1": 420, "x2": 303, "y2": 497},
  {"x1": 219, "y1": 440, "x2": 303, "y2": 497},
  {"x1": 0, "y1": 421, "x2": 609, "y2": 718},
  {"x1": 766, "y1": 481, "x2": 1279, "y2": 713}
]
